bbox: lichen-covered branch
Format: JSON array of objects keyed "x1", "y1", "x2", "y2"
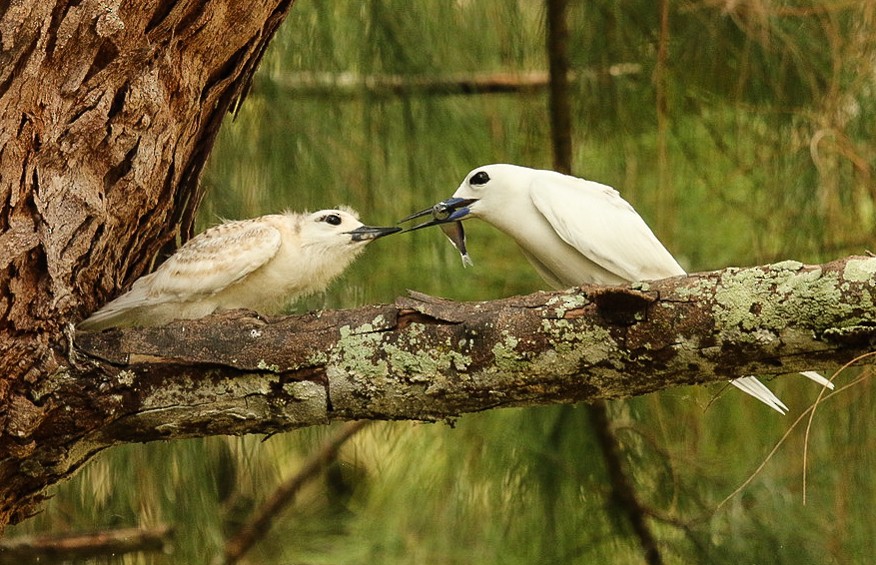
[{"x1": 66, "y1": 255, "x2": 875, "y2": 436}]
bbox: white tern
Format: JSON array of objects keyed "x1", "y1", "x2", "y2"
[
  {"x1": 79, "y1": 208, "x2": 400, "y2": 330},
  {"x1": 402, "y1": 163, "x2": 833, "y2": 413}
]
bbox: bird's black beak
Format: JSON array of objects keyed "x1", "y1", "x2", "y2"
[
  {"x1": 346, "y1": 225, "x2": 402, "y2": 242},
  {"x1": 398, "y1": 197, "x2": 479, "y2": 232}
]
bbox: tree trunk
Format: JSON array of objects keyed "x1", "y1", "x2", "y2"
[{"x1": 0, "y1": 0, "x2": 294, "y2": 530}]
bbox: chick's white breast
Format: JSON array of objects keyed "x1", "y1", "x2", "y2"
[{"x1": 204, "y1": 214, "x2": 331, "y2": 314}]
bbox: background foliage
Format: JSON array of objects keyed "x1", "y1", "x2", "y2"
[{"x1": 10, "y1": 1, "x2": 876, "y2": 562}]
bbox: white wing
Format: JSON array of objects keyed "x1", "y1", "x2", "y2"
[
  {"x1": 529, "y1": 175, "x2": 685, "y2": 282},
  {"x1": 80, "y1": 219, "x2": 283, "y2": 329},
  {"x1": 141, "y1": 219, "x2": 282, "y2": 300}
]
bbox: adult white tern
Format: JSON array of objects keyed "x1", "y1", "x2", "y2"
[{"x1": 401, "y1": 163, "x2": 832, "y2": 413}]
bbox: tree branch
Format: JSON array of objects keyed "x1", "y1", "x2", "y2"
[
  {"x1": 251, "y1": 67, "x2": 643, "y2": 99},
  {"x1": 65, "y1": 255, "x2": 873, "y2": 433},
  {"x1": 0, "y1": 526, "x2": 172, "y2": 563}
]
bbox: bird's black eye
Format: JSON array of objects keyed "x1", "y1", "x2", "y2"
[
  {"x1": 322, "y1": 214, "x2": 342, "y2": 226},
  {"x1": 470, "y1": 171, "x2": 490, "y2": 186}
]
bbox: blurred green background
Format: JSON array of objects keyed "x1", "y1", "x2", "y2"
[{"x1": 10, "y1": 1, "x2": 876, "y2": 563}]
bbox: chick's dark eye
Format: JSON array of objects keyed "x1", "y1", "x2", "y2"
[
  {"x1": 322, "y1": 214, "x2": 342, "y2": 226},
  {"x1": 470, "y1": 171, "x2": 490, "y2": 186}
]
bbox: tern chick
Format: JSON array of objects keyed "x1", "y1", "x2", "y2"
[{"x1": 79, "y1": 208, "x2": 400, "y2": 330}]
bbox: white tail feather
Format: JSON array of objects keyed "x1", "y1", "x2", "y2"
[
  {"x1": 798, "y1": 371, "x2": 834, "y2": 390},
  {"x1": 730, "y1": 377, "x2": 789, "y2": 415}
]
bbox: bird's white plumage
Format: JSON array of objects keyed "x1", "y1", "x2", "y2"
[
  {"x1": 436, "y1": 164, "x2": 831, "y2": 413},
  {"x1": 529, "y1": 173, "x2": 685, "y2": 283},
  {"x1": 144, "y1": 220, "x2": 283, "y2": 300},
  {"x1": 80, "y1": 208, "x2": 395, "y2": 330},
  {"x1": 446, "y1": 165, "x2": 684, "y2": 287}
]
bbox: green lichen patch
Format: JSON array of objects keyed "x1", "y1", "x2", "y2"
[
  {"x1": 713, "y1": 264, "x2": 855, "y2": 339},
  {"x1": 330, "y1": 322, "x2": 472, "y2": 385},
  {"x1": 256, "y1": 359, "x2": 281, "y2": 373},
  {"x1": 338, "y1": 315, "x2": 393, "y2": 337},
  {"x1": 672, "y1": 276, "x2": 716, "y2": 301},
  {"x1": 843, "y1": 257, "x2": 876, "y2": 282},
  {"x1": 491, "y1": 332, "x2": 522, "y2": 372},
  {"x1": 329, "y1": 329, "x2": 389, "y2": 385},
  {"x1": 539, "y1": 318, "x2": 616, "y2": 366},
  {"x1": 775, "y1": 267, "x2": 823, "y2": 293},
  {"x1": 771, "y1": 259, "x2": 804, "y2": 271},
  {"x1": 714, "y1": 269, "x2": 786, "y2": 333},
  {"x1": 306, "y1": 350, "x2": 328, "y2": 366},
  {"x1": 545, "y1": 292, "x2": 591, "y2": 318}
]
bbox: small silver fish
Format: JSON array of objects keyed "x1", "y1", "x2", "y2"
[{"x1": 439, "y1": 221, "x2": 473, "y2": 267}]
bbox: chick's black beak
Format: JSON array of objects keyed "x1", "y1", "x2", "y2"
[
  {"x1": 346, "y1": 225, "x2": 402, "y2": 242},
  {"x1": 398, "y1": 197, "x2": 478, "y2": 232}
]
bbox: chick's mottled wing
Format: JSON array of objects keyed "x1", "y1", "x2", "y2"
[
  {"x1": 529, "y1": 176, "x2": 685, "y2": 282},
  {"x1": 142, "y1": 219, "x2": 283, "y2": 301}
]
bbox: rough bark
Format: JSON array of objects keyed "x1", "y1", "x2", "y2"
[{"x1": 0, "y1": 0, "x2": 295, "y2": 530}]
